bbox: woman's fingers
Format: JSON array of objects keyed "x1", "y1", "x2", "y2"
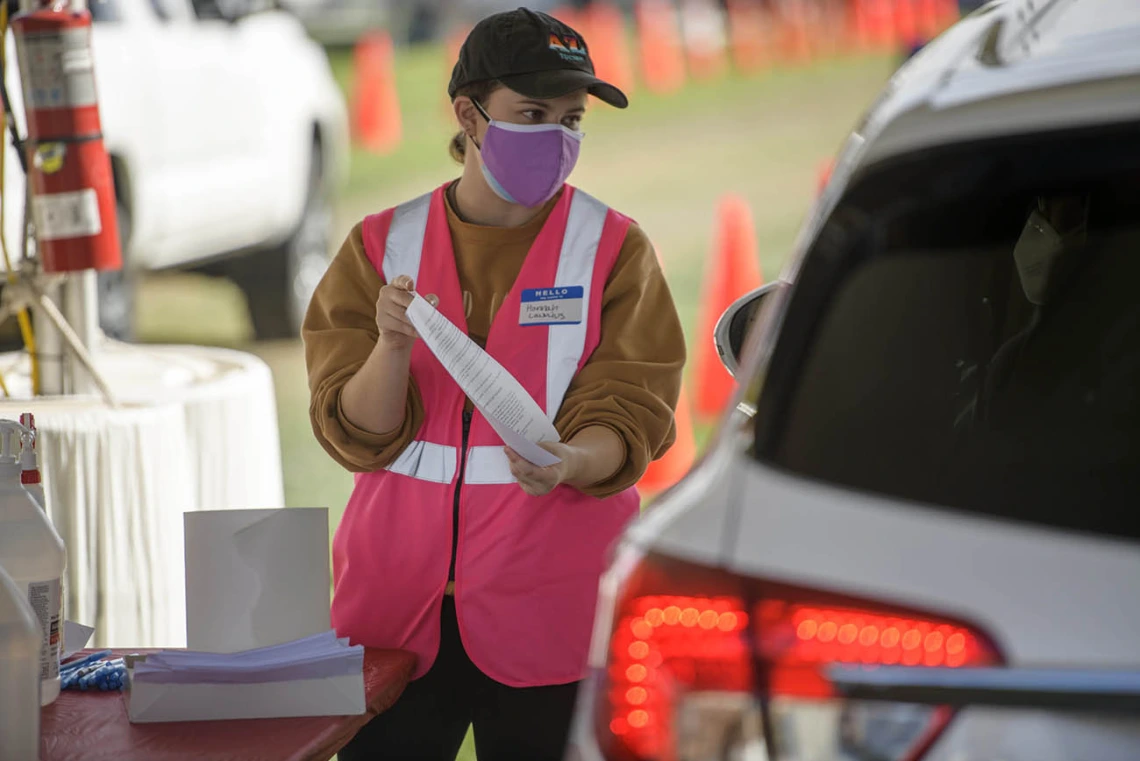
[
  {"x1": 374, "y1": 277, "x2": 421, "y2": 346},
  {"x1": 384, "y1": 286, "x2": 414, "y2": 309},
  {"x1": 507, "y1": 450, "x2": 559, "y2": 496}
]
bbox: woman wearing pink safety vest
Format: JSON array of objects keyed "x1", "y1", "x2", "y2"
[{"x1": 303, "y1": 8, "x2": 685, "y2": 760}]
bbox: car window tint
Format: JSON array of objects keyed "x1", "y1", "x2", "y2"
[{"x1": 752, "y1": 151, "x2": 1140, "y2": 540}]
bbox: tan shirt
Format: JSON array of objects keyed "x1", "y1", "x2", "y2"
[{"x1": 303, "y1": 187, "x2": 686, "y2": 497}]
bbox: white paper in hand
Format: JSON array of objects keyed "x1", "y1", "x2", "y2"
[{"x1": 406, "y1": 294, "x2": 561, "y2": 467}]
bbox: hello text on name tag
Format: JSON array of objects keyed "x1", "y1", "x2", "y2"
[{"x1": 519, "y1": 286, "x2": 584, "y2": 326}]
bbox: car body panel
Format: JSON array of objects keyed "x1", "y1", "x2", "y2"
[{"x1": 725, "y1": 459, "x2": 1140, "y2": 666}]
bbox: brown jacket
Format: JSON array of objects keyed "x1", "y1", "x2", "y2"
[{"x1": 303, "y1": 187, "x2": 686, "y2": 497}]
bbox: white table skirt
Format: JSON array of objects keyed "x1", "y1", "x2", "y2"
[{"x1": 0, "y1": 342, "x2": 284, "y2": 648}]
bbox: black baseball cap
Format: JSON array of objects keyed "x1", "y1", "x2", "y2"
[{"x1": 448, "y1": 8, "x2": 629, "y2": 109}]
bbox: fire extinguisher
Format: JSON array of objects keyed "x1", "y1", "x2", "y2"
[{"x1": 10, "y1": 0, "x2": 120, "y2": 274}]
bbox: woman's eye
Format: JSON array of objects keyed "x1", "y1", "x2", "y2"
[
  {"x1": 563, "y1": 117, "x2": 582, "y2": 130},
  {"x1": 522, "y1": 110, "x2": 543, "y2": 121}
]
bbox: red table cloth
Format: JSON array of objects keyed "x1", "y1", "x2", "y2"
[{"x1": 41, "y1": 648, "x2": 416, "y2": 761}]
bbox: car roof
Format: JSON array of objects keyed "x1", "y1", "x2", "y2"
[
  {"x1": 782, "y1": 0, "x2": 1140, "y2": 285},
  {"x1": 856, "y1": 0, "x2": 1140, "y2": 166}
]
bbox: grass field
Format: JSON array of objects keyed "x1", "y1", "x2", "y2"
[{"x1": 136, "y1": 42, "x2": 891, "y2": 760}]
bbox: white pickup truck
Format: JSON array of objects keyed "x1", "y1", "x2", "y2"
[{"x1": 2, "y1": 0, "x2": 349, "y2": 339}]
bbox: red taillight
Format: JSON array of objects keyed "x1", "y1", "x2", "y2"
[
  {"x1": 606, "y1": 594, "x2": 752, "y2": 758},
  {"x1": 756, "y1": 600, "x2": 1000, "y2": 699},
  {"x1": 595, "y1": 552, "x2": 1003, "y2": 761}
]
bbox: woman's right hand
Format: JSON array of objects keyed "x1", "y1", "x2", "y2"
[{"x1": 376, "y1": 275, "x2": 437, "y2": 351}]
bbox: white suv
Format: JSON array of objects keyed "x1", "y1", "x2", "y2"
[
  {"x1": 2, "y1": 0, "x2": 348, "y2": 339},
  {"x1": 567, "y1": 1, "x2": 1140, "y2": 759}
]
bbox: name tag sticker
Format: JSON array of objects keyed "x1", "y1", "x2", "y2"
[{"x1": 520, "y1": 286, "x2": 584, "y2": 326}]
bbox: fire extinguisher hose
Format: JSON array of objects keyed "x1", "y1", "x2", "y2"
[{"x1": 0, "y1": 2, "x2": 41, "y2": 397}]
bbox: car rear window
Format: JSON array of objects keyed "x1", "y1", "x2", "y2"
[{"x1": 750, "y1": 127, "x2": 1140, "y2": 540}]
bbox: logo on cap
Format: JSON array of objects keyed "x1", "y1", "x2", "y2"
[{"x1": 549, "y1": 33, "x2": 587, "y2": 61}]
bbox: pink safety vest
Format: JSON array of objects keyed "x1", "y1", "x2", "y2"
[{"x1": 330, "y1": 183, "x2": 641, "y2": 687}]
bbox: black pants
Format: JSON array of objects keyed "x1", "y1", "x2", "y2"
[{"x1": 339, "y1": 597, "x2": 579, "y2": 761}]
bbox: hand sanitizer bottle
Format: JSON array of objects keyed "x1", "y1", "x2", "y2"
[{"x1": 0, "y1": 420, "x2": 67, "y2": 705}]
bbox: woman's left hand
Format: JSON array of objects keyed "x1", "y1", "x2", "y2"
[{"x1": 505, "y1": 443, "x2": 578, "y2": 496}]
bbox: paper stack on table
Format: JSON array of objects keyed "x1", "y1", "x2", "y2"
[
  {"x1": 128, "y1": 631, "x2": 365, "y2": 723},
  {"x1": 184, "y1": 508, "x2": 331, "y2": 655},
  {"x1": 406, "y1": 294, "x2": 561, "y2": 467}
]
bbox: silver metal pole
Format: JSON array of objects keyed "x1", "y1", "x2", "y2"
[
  {"x1": 31, "y1": 282, "x2": 118, "y2": 408},
  {"x1": 33, "y1": 280, "x2": 65, "y2": 394},
  {"x1": 23, "y1": 186, "x2": 67, "y2": 395},
  {"x1": 61, "y1": 271, "x2": 99, "y2": 396}
]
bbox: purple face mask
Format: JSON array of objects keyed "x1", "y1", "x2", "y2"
[{"x1": 473, "y1": 100, "x2": 583, "y2": 208}]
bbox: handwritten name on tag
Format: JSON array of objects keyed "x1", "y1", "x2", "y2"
[{"x1": 519, "y1": 286, "x2": 584, "y2": 326}]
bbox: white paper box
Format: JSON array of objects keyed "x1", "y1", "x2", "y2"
[
  {"x1": 127, "y1": 672, "x2": 366, "y2": 723},
  {"x1": 184, "y1": 508, "x2": 331, "y2": 653}
]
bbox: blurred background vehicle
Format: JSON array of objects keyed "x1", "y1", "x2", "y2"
[
  {"x1": 566, "y1": 0, "x2": 1140, "y2": 759},
  {"x1": 1, "y1": 0, "x2": 349, "y2": 341}
]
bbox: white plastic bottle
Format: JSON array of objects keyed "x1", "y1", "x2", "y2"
[
  {"x1": 0, "y1": 563, "x2": 41, "y2": 760},
  {"x1": 0, "y1": 420, "x2": 66, "y2": 706},
  {"x1": 18, "y1": 413, "x2": 46, "y2": 512}
]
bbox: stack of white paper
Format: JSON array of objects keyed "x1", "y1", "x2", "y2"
[
  {"x1": 128, "y1": 631, "x2": 366, "y2": 723},
  {"x1": 184, "y1": 508, "x2": 332, "y2": 654}
]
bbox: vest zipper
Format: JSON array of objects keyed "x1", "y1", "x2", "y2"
[{"x1": 449, "y1": 409, "x2": 473, "y2": 583}]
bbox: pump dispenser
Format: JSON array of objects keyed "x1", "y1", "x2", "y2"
[
  {"x1": 0, "y1": 419, "x2": 66, "y2": 706},
  {"x1": 18, "y1": 413, "x2": 45, "y2": 512}
]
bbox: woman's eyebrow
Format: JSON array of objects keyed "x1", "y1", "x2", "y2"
[{"x1": 516, "y1": 99, "x2": 586, "y2": 115}]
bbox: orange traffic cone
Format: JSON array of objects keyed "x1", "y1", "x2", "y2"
[
  {"x1": 582, "y1": 2, "x2": 636, "y2": 97},
  {"x1": 863, "y1": 0, "x2": 895, "y2": 50},
  {"x1": 446, "y1": 25, "x2": 468, "y2": 69},
  {"x1": 639, "y1": 381, "x2": 697, "y2": 494},
  {"x1": 440, "y1": 25, "x2": 470, "y2": 123},
  {"x1": 939, "y1": 0, "x2": 961, "y2": 30},
  {"x1": 680, "y1": 0, "x2": 729, "y2": 80},
  {"x1": 635, "y1": 0, "x2": 687, "y2": 94},
  {"x1": 894, "y1": 0, "x2": 920, "y2": 48},
  {"x1": 856, "y1": 0, "x2": 875, "y2": 49},
  {"x1": 819, "y1": 0, "x2": 852, "y2": 56},
  {"x1": 725, "y1": 0, "x2": 770, "y2": 73},
  {"x1": 353, "y1": 31, "x2": 402, "y2": 154},
  {"x1": 694, "y1": 196, "x2": 763, "y2": 418},
  {"x1": 916, "y1": 0, "x2": 941, "y2": 40},
  {"x1": 779, "y1": 0, "x2": 813, "y2": 63},
  {"x1": 816, "y1": 158, "x2": 833, "y2": 195}
]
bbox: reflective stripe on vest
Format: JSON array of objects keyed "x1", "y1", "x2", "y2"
[
  {"x1": 546, "y1": 191, "x2": 607, "y2": 421},
  {"x1": 382, "y1": 192, "x2": 431, "y2": 285},
  {"x1": 464, "y1": 446, "x2": 516, "y2": 485},
  {"x1": 388, "y1": 444, "x2": 515, "y2": 486},
  {"x1": 384, "y1": 189, "x2": 610, "y2": 485},
  {"x1": 386, "y1": 440, "x2": 457, "y2": 484}
]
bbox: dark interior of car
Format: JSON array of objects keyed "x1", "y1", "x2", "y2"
[{"x1": 754, "y1": 127, "x2": 1140, "y2": 540}]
